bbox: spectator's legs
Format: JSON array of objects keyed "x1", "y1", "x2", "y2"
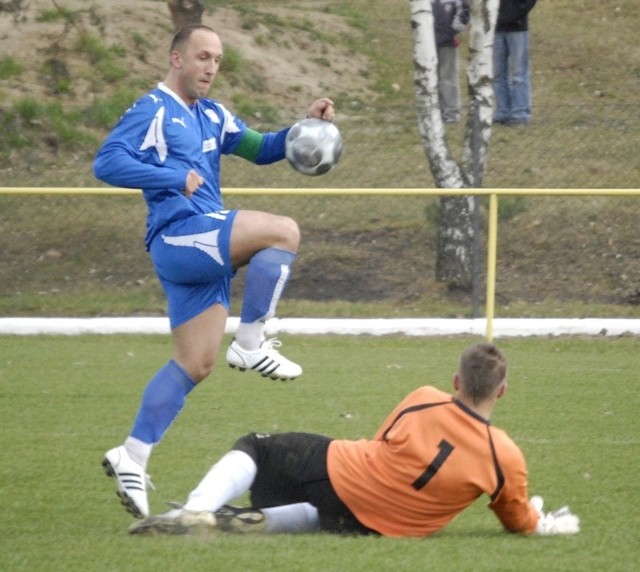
[
  {"x1": 492, "y1": 31, "x2": 510, "y2": 123},
  {"x1": 507, "y1": 31, "x2": 532, "y2": 124},
  {"x1": 437, "y1": 46, "x2": 461, "y2": 123}
]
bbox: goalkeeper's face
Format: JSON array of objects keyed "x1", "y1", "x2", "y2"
[{"x1": 173, "y1": 29, "x2": 223, "y2": 104}]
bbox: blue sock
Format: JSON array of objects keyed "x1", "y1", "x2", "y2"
[
  {"x1": 240, "y1": 248, "x2": 296, "y2": 323},
  {"x1": 130, "y1": 360, "x2": 196, "y2": 444}
]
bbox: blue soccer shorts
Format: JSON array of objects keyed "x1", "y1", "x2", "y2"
[{"x1": 149, "y1": 210, "x2": 238, "y2": 328}]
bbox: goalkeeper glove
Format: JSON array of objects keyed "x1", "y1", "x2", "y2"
[{"x1": 531, "y1": 495, "x2": 581, "y2": 535}]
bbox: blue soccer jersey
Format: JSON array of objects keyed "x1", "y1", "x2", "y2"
[{"x1": 94, "y1": 83, "x2": 251, "y2": 247}]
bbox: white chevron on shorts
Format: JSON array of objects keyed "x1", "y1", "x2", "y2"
[{"x1": 162, "y1": 229, "x2": 224, "y2": 265}]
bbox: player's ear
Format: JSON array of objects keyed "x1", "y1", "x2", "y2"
[
  {"x1": 497, "y1": 382, "x2": 507, "y2": 399},
  {"x1": 170, "y1": 50, "x2": 182, "y2": 68},
  {"x1": 452, "y1": 372, "x2": 461, "y2": 391}
]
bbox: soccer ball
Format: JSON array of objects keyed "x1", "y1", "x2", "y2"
[{"x1": 285, "y1": 118, "x2": 343, "y2": 176}]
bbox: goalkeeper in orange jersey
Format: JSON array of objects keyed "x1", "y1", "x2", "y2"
[{"x1": 129, "y1": 343, "x2": 579, "y2": 538}]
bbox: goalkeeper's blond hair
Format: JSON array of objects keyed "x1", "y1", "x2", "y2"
[{"x1": 458, "y1": 343, "x2": 507, "y2": 405}]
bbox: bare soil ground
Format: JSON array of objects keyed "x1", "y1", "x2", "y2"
[{"x1": 0, "y1": 0, "x2": 371, "y2": 113}]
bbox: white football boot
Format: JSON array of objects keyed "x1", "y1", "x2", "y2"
[
  {"x1": 102, "y1": 446, "x2": 151, "y2": 519},
  {"x1": 226, "y1": 338, "x2": 302, "y2": 380}
]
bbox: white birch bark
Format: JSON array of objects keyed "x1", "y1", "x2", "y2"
[
  {"x1": 461, "y1": 0, "x2": 499, "y2": 187},
  {"x1": 411, "y1": 0, "x2": 464, "y2": 188},
  {"x1": 167, "y1": 0, "x2": 204, "y2": 31},
  {"x1": 410, "y1": 0, "x2": 498, "y2": 289}
]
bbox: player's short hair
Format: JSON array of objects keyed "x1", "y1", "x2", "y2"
[
  {"x1": 170, "y1": 23, "x2": 216, "y2": 53},
  {"x1": 458, "y1": 343, "x2": 507, "y2": 404}
]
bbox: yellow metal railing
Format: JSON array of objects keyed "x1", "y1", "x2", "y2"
[{"x1": 2, "y1": 187, "x2": 638, "y2": 341}]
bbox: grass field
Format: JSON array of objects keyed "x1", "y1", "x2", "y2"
[
  {"x1": 1, "y1": 334, "x2": 638, "y2": 571},
  {"x1": 2, "y1": 5, "x2": 638, "y2": 568}
]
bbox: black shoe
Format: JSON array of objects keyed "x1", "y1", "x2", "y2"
[{"x1": 214, "y1": 505, "x2": 266, "y2": 534}]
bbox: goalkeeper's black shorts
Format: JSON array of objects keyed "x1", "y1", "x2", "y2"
[{"x1": 232, "y1": 431, "x2": 377, "y2": 535}]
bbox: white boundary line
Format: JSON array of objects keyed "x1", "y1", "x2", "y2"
[{"x1": 1, "y1": 317, "x2": 639, "y2": 337}]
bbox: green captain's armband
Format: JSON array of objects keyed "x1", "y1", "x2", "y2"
[{"x1": 233, "y1": 129, "x2": 264, "y2": 162}]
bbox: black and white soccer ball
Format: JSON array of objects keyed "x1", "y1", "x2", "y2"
[{"x1": 285, "y1": 118, "x2": 343, "y2": 176}]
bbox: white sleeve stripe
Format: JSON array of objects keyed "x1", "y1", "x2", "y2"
[{"x1": 140, "y1": 106, "x2": 167, "y2": 162}]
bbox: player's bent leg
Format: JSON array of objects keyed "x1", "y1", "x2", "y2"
[
  {"x1": 227, "y1": 247, "x2": 301, "y2": 379},
  {"x1": 229, "y1": 210, "x2": 300, "y2": 266},
  {"x1": 226, "y1": 211, "x2": 302, "y2": 380}
]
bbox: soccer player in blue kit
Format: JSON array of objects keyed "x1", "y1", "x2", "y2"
[{"x1": 94, "y1": 23, "x2": 335, "y2": 519}]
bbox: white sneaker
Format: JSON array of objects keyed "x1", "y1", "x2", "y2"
[
  {"x1": 102, "y1": 446, "x2": 152, "y2": 519},
  {"x1": 128, "y1": 508, "x2": 217, "y2": 536},
  {"x1": 226, "y1": 338, "x2": 302, "y2": 380}
]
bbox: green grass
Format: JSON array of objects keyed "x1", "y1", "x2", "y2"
[
  {"x1": 1, "y1": 335, "x2": 639, "y2": 571},
  {"x1": 0, "y1": 56, "x2": 22, "y2": 80},
  {"x1": 2, "y1": 191, "x2": 640, "y2": 319}
]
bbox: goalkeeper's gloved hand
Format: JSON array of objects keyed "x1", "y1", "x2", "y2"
[{"x1": 531, "y1": 495, "x2": 581, "y2": 535}]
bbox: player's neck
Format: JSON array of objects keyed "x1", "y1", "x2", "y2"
[
  {"x1": 455, "y1": 393, "x2": 494, "y2": 421},
  {"x1": 162, "y1": 76, "x2": 196, "y2": 107}
]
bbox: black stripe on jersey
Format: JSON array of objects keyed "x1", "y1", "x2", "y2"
[
  {"x1": 380, "y1": 401, "x2": 452, "y2": 441},
  {"x1": 452, "y1": 398, "x2": 491, "y2": 424},
  {"x1": 487, "y1": 427, "x2": 506, "y2": 501}
]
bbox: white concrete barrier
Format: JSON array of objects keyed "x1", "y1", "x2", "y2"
[{"x1": 0, "y1": 317, "x2": 639, "y2": 337}]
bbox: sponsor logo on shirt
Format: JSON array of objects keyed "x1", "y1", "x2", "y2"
[{"x1": 203, "y1": 138, "x2": 217, "y2": 153}]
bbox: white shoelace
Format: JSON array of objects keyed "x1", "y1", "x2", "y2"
[{"x1": 262, "y1": 338, "x2": 283, "y2": 354}]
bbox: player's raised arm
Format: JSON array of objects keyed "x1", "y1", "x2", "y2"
[{"x1": 306, "y1": 97, "x2": 335, "y2": 121}]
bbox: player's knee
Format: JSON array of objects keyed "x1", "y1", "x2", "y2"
[
  {"x1": 231, "y1": 432, "x2": 262, "y2": 461},
  {"x1": 184, "y1": 358, "x2": 214, "y2": 382},
  {"x1": 279, "y1": 216, "x2": 300, "y2": 251}
]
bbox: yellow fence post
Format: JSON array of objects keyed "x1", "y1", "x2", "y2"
[{"x1": 485, "y1": 193, "x2": 498, "y2": 342}]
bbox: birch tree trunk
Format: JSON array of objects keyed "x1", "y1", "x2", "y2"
[
  {"x1": 410, "y1": 0, "x2": 498, "y2": 290},
  {"x1": 461, "y1": 0, "x2": 499, "y2": 186},
  {"x1": 167, "y1": 0, "x2": 204, "y2": 31}
]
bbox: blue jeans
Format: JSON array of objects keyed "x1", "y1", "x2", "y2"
[
  {"x1": 437, "y1": 46, "x2": 461, "y2": 123},
  {"x1": 493, "y1": 30, "x2": 532, "y2": 123}
]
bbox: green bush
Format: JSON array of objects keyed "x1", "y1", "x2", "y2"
[{"x1": 85, "y1": 88, "x2": 138, "y2": 129}]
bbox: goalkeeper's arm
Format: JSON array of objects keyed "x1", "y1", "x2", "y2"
[{"x1": 530, "y1": 496, "x2": 581, "y2": 535}]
